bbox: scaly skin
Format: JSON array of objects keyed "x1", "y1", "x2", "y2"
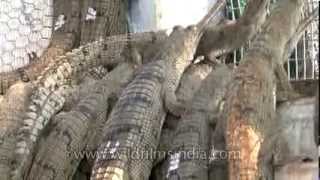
[
  {"x1": 151, "y1": 63, "x2": 214, "y2": 180},
  {"x1": 10, "y1": 41, "x2": 97, "y2": 180},
  {"x1": 91, "y1": 1, "x2": 226, "y2": 180},
  {"x1": 223, "y1": 0, "x2": 305, "y2": 179},
  {"x1": 10, "y1": 29, "x2": 171, "y2": 180},
  {"x1": 10, "y1": 39, "x2": 119, "y2": 179},
  {"x1": 165, "y1": 64, "x2": 232, "y2": 180},
  {"x1": 26, "y1": 63, "x2": 135, "y2": 180}
]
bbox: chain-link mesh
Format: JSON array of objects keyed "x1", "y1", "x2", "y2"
[
  {"x1": 0, "y1": 0, "x2": 53, "y2": 73},
  {"x1": 226, "y1": 0, "x2": 319, "y2": 80}
]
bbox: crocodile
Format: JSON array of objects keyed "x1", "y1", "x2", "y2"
[
  {"x1": 207, "y1": 10, "x2": 319, "y2": 179},
  {"x1": 221, "y1": 0, "x2": 308, "y2": 179},
  {"x1": 153, "y1": 63, "x2": 214, "y2": 168},
  {"x1": 8, "y1": 25, "x2": 174, "y2": 179},
  {"x1": 196, "y1": 0, "x2": 270, "y2": 61},
  {"x1": 149, "y1": 66, "x2": 212, "y2": 179},
  {"x1": 90, "y1": 1, "x2": 226, "y2": 180},
  {"x1": 164, "y1": 64, "x2": 233, "y2": 180},
  {"x1": 26, "y1": 63, "x2": 135, "y2": 180},
  {"x1": 62, "y1": 68, "x2": 107, "y2": 112}
]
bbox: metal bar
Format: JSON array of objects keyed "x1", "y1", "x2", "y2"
[
  {"x1": 240, "y1": 47, "x2": 244, "y2": 59},
  {"x1": 228, "y1": 0, "x2": 237, "y2": 67},
  {"x1": 311, "y1": 21, "x2": 315, "y2": 79},
  {"x1": 236, "y1": 0, "x2": 242, "y2": 15},
  {"x1": 303, "y1": 32, "x2": 307, "y2": 79},
  {"x1": 229, "y1": 0, "x2": 236, "y2": 20},
  {"x1": 233, "y1": 50, "x2": 237, "y2": 67},
  {"x1": 238, "y1": 0, "x2": 244, "y2": 61},
  {"x1": 295, "y1": 46, "x2": 299, "y2": 80},
  {"x1": 287, "y1": 59, "x2": 291, "y2": 80}
]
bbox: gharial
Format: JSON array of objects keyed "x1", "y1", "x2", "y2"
[{"x1": 90, "y1": 1, "x2": 226, "y2": 180}]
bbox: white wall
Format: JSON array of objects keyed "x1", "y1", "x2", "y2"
[
  {"x1": 128, "y1": 0, "x2": 158, "y2": 32},
  {"x1": 129, "y1": 0, "x2": 218, "y2": 32}
]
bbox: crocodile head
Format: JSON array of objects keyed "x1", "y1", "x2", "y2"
[
  {"x1": 165, "y1": 24, "x2": 203, "y2": 63},
  {"x1": 155, "y1": 0, "x2": 226, "y2": 64}
]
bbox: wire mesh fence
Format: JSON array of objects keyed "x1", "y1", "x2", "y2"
[
  {"x1": 285, "y1": 0, "x2": 319, "y2": 81},
  {"x1": 226, "y1": 0, "x2": 319, "y2": 81},
  {"x1": 0, "y1": 0, "x2": 53, "y2": 73}
]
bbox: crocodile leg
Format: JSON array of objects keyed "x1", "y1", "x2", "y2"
[{"x1": 163, "y1": 56, "x2": 208, "y2": 117}]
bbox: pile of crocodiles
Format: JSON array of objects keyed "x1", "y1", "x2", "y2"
[{"x1": 0, "y1": 0, "x2": 318, "y2": 179}]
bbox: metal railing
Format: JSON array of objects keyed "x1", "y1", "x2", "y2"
[{"x1": 226, "y1": 0, "x2": 319, "y2": 81}]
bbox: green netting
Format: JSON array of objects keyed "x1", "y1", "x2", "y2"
[{"x1": 226, "y1": 0, "x2": 247, "y2": 20}]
